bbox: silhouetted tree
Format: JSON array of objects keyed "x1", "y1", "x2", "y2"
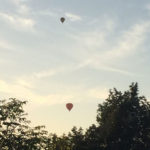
[
  {"x1": 0, "y1": 98, "x2": 48, "y2": 150},
  {"x1": 1, "y1": 83, "x2": 150, "y2": 150},
  {"x1": 96, "y1": 83, "x2": 150, "y2": 150},
  {"x1": 68, "y1": 126, "x2": 86, "y2": 150},
  {"x1": 84, "y1": 124, "x2": 102, "y2": 150}
]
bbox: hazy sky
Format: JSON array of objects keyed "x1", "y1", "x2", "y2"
[{"x1": 0, "y1": 0, "x2": 150, "y2": 135}]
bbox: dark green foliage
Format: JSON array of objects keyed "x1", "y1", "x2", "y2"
[
  {"x1": 68, "y1": 126, "x2": 85, "y2": 150},
  {"x1": 96, "y1": 83, "x2": 150, "y2": 150},
  {"x1": 0, "y1": 98, "x2": 48, "y2": 150},
  {"x1": 84, "y1": 124, "x2": 101, "y2": 150}
]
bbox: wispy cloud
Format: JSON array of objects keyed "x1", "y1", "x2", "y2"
[
  {"x1": 35, "y1": 10, "x2": 58, "y2": 18},
  {"x1": 104, "y1": 21, "x2": 150, "y2": 60},
  {"x1": 0, "y1": 79, "x2": 73, "y2": 105},
  {"x1": 69, "y1": 18, "x2": 115, "y2": 51},
  {"x1": 33, "y1": 69, "x2": 62, "y2": 79},
  {"x1": 145, "y1": 3, "x2": 150, "y2": 11},
  {"x1": 10, "y1": 0, "x2": 30, "y2": 15},
  {"x1": 72, "y1": 31, "x2": 106, "y2": 50},
  {"x1": 71, "y1": 21, "x2": 150, "y2": 76},
  {"x1": 0, "y1": 12, "x2": 35, "y2": 30},
  {"x1": 16, "y1": 78, "x2": 34, "y2": 89},
  {"x1": 65, "y1": 12, "x2": 82, "y2": 22}
]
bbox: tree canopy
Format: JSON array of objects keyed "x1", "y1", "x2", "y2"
[{"x1": 0, "y1": 83, "x2": 150, "y2": 150}]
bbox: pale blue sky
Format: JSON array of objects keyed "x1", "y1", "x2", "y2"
[{"x1": 0, "y1": 0, "x2": 150, "y2": 135}]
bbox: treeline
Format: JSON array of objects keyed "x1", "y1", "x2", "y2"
[{"x1": 0, "y1": 83, "x2": 150, "y2": 150}]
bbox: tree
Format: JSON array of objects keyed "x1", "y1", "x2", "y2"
[
  {"x1": 0, "y1": 98, "x2": 29, "y2": 149},
  {"x1": 84, "y1": 124, "x2": 102, "y2": 150},
  {"x1": 96, "y1": 83, "x2": 150, "y2": 150},
  {"x1": 0, "y1": 98, "x2": 48, "y2": 150},
  {"x1": 1, "y1": 83, "x2": 150, "y2": 150},
  {"x1": 68, "y1": 126, "x2": 86, "y2": 150}
]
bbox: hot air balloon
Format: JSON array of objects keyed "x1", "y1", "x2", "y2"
[
  {"x1": 66, "y1": 103, "x2": 73, "y2": 111},
  {"x1": 60, "y1": 17, "x2": 65, "y2": 23}
]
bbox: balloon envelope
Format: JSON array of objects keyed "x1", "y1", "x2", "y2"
[
  {"x1": 66, "y1": 103, "x2": 73, "y2": 111},
  {"x1": 60, "y1": 17, "x2": 65, "y2": 23}
]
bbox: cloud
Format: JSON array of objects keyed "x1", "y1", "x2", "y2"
[
  {"x1": 65, "y1": 12, "x2": 82, "y2": 22},
  {"x1": 0, "y1": 39, "x2": 14, "y2": 50},
  {"x1": 69, "y1": 18, "x2": 115, "y2": 51},
  {"x1": 22, "y1": 67, "x2": 67, "y2": 80},
  {"x1": 36, "y1": 10, "x2": 58, "y2": 18},
  {"x1": 16, "y1": 79, "x2": 34, "y2": 89},
  {"x1": 10, "y1": 0, "x2": 30, "y2": 15},
  {"x1": 94, "y1": 65, "x2": 134, "y2": 76},
  {"x1": 146, "y1": 3, "x2": 150, "y2": 11},
  {"x1": 104, "y1": 22, "x2": 150, "y2": 60},
  {"x1": 72, "y1": 31, "x2": 106, "y2": 49},
  {"x1": 71, "y1": 21, "x2": 150, "y2": 76},
  {"x1": 74, "y1": 59, "x2": 134, "y2": 76},
  {"x1": 0, "y1": 12, "x2": 35, "y2": 30},
  {"x1": 18, "y1": 4, "x2": 30, "y2": 15},
  {"x1": 33, "y1": 69, "x2": 60, "y2": 79},
  {"x1": 0, "y1": 79, "x2": 73, "y2": 105},
  {"x1": 0, "y1": 71, "x2": 108, "y2": 106}
]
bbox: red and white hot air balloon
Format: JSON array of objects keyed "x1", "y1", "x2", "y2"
[
  {"x1": 66, "y1": 103, "x2": 73, "y2": 111},
  {"x1": 60, "y1": 17, "x2": 65, "y2": 23}
]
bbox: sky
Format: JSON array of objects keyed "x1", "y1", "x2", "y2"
[{"x1": 0, "y1": 0, "x2": 150, "y2": 135}]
